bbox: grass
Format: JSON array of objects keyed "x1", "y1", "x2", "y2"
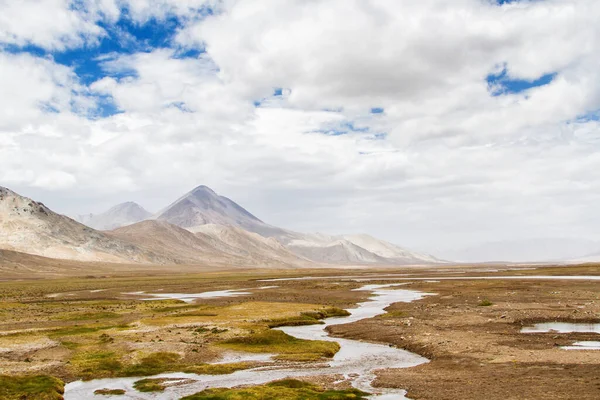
[
  {"x1": 478, "y1": 299, "x2": 494, "y2": 307},
  {"x1": 72, "y1": 351, "x2": 124, "y2": 379},
  {"x1": 219, "y1": 329, "x2": 339, "y2": 361},
  {"x1": 94, "y1": 388, "x2": 126, "y2": 395},
  {"x1": 0, "y1": 272, "x2": 363, "y2": 385},
  {"x1": 181, "y1": 379, "x2": 369, "y2": 399},
  {"x1": 70, "y1": 350, "x2": 255, "y2": 380},
  {"x1": 133, "y1": 378, "x2": 167, "y2": 392},
  {"x1": 265, "y1": 307, "x2": 350, "y2": 328},
  {"x1": 47, "y1": 323, "x2": 130, "y2": 338},
  {"x1": 0, "y1": 375, "x2": 64, "y2": 400},
  {"x1": 72, "y1": 351, "x2": 185, "y2": 379},
  {"x1": 55, "y1": 311, "x2": 121, "y2": 321},
  {"x1": 121, "y1": 352, "x2": 182, "y2": 377}
]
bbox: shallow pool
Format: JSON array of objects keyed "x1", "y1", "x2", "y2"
[{"x1": 521, "y1": 322, "x2": 600, "y2": 334}]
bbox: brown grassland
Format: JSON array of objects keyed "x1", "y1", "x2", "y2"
[{"x1": 0, "y1": 261, "x2": 599, "y2": 399}]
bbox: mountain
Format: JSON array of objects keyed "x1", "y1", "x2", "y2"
[
  {"x1": 0, "y1": 187, "x2": 173, "y2": 264},
  {"x1": 151, "y1": 185, "x2": 441, "y2": 265},
  {"x1": 281, "y1": 232, "x2": 441, "y2": 265},
  {"x1": 286, "y1": 238, "x2": 386, "y2": 264},
  {"x1": 340, "y1": 234, "x2": 441, "y2": 264},
  {"x1": 82, "y1": 202, "x2": 151, "y2": 230},
  {"x1": 191, "y1": 224, "x2": 307, "y2": 266},
  {"x1": 153, "y1": 185, "x2": 288, "y2": 237},
  {"x1": 109, "y1": 221, "x2": 306, "y2": 267},
  {"x1": 440, "y1": 238, "x2": 600, "y2": 263},
  {"x1": 74, "y1": 213, "x2": 94, "y2": 225}
]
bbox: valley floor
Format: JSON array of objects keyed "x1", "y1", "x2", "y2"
[{"x1": 0, "y1": 263, "x2": 598, "y2": 399}]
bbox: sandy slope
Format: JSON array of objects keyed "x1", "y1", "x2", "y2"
[
  {"x1": 110, "y1": 221, "x2": 308, "y2": 268},
  {"x1": 0, "y1": 187, "x2": 173, "y2": 264}
]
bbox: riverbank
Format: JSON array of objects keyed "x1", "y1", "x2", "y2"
[{"x1": 326, "y1": 267, "x2": 600, "y2": 399}]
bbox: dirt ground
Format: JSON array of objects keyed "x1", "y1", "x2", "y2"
[
  {"x1": 0, "y1": 263, "x2": 599, "y2": 399},
  {"x1": 327, "y1": 265, "x2": 600, "y2": 399}
]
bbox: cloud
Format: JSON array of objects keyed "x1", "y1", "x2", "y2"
[
  {"x1": 0, "y1": 0, "x2": 115, "y2": 50},
  {"x1": 2, "y1": 0, "x2": 600, "y2": 256}
]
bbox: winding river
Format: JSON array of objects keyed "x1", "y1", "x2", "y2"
[{"x1": 64, "y1": 284, "x2": 431, "y2": 399}]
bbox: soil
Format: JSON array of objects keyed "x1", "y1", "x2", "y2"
[
  {"x1": 326, "y1": 266, "x2": 600, "y2": 399},
  {"x1": 1, "y1": 264, "x2": 599, "y2": 399}
]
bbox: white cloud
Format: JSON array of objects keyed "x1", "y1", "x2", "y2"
[
  {"x1": 0, "y1": 0, "x2": 115, "y2": 50},
  {"x1": 2, "y1": 0, "x2": 600, "y2": 257}
]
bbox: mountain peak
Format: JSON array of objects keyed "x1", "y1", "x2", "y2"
[
  {"x1": 82, "y1": 201, "x2": 151, "y2": 231},
  {"x1": 155, "y1": 185, "x2": 264, "y2": 230},
  {"x1": 189, "y1": 185, "x2": 217, "y2": 196},
  {"x1": 108, "y1": 201, "x2": 147, "y2": 212}
]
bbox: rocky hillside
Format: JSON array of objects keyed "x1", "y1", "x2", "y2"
[{"x1": 0, "y1": 187, "x2": 173, "y2": 264}]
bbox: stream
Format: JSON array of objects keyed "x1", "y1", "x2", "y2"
[{"x1": 64, "y1": 284, "x2": 431, "y2": 399}]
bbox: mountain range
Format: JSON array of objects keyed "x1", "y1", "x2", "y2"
[
  {"x1": 76, "y1": 202, "x2": 151, "y2": 230},
  {"x1": 0, "y1": 186, "x2": 171, "y2": 264},
  {"x1": 0, "y1": 184, "x2": 441, "y2": 268}
]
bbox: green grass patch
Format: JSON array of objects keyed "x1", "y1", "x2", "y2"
[
  {"x1": 94, "y1": 388, "x2": 126, "y2": 396},
  {"x1": 478, "y1": 299, "x2": 493, "y2": 307},
  {"x1": 181, "y1": 379, "x2": 369, "y2": 399},
  {"x1": 133, "y1": 378, "x2": 166, "y2": 392},
  {"x1": 72, "y1": 351, "x2": 124, "y2": 380},
  {"x1": 0, "y1": 375, "x2": 65, "y2": 400},
  {"x1": 48, "y1": 323, "x2": 130, "y2": 338},
  {"x1": 265, "y1": 307, "x2": 349, "y2": 328},
  {"x1": 218, "y1": 329, "x2": 339, "y2": 361},
  {"x1": 55, "y1": 311, "x2": 121, "y2": 321},
  {"x1": 73, "y1": 351, "x2": 186, "y2": 380},
  {"x1": 60, "y1": 340, "x2": 80, "y2": 350},
  {"x1": 121, "y1": 352, "x2": 181, "y2": 377},
  {"x1": 176, "y1": 311, "x2": 219, "y2": 317}
]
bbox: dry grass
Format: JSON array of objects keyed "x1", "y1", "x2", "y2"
[
  {"x1": 181, "y1": 379, "x2": 369, "y2": 400},
  {"x1": 0, "y1": 375, "x2": 64, "y2": 400}
]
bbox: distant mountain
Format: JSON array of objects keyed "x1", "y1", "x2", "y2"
[
  {"x1": 440, "y1": 238, "x2": 600, "y2": 263},
  {"x1": 281, "y1": 232, "x2": 441, "y2": 265},
  {"x1": 0, "y1": 187, "x2": 173, "y2": 264},
  {"x1": 74, "y1": 213, "x2": 94, "y2": 225},
  {"x1": 340, "y1": 234, "x2": 441, "y2": 264},
  {"x1": 109, "y1": 221, "x2": 306, "y2": 268},
  {"x1": 150, "y1": 185, "x2": 441, "y2": 265},
  {"x1": 69, "y1": 184, "x2": 443, "y2": 266},
  {"x1": 192, "y1": 224, "x2": 308, "y2": 266},
  {"x1": 81, "y1": 202, "x2": 152, "y2": 230},
  {"x1": 286, "y1": 238, "x2": 386, "y2": 264}
]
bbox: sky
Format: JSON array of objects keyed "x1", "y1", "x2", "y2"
[{"x1": 1, "y1": 0, "x2": 600, "y2": 256}]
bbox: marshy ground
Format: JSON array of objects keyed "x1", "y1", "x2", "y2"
[{"x1": 0, "y1": 264, "x2": 599, "y2": 399}]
